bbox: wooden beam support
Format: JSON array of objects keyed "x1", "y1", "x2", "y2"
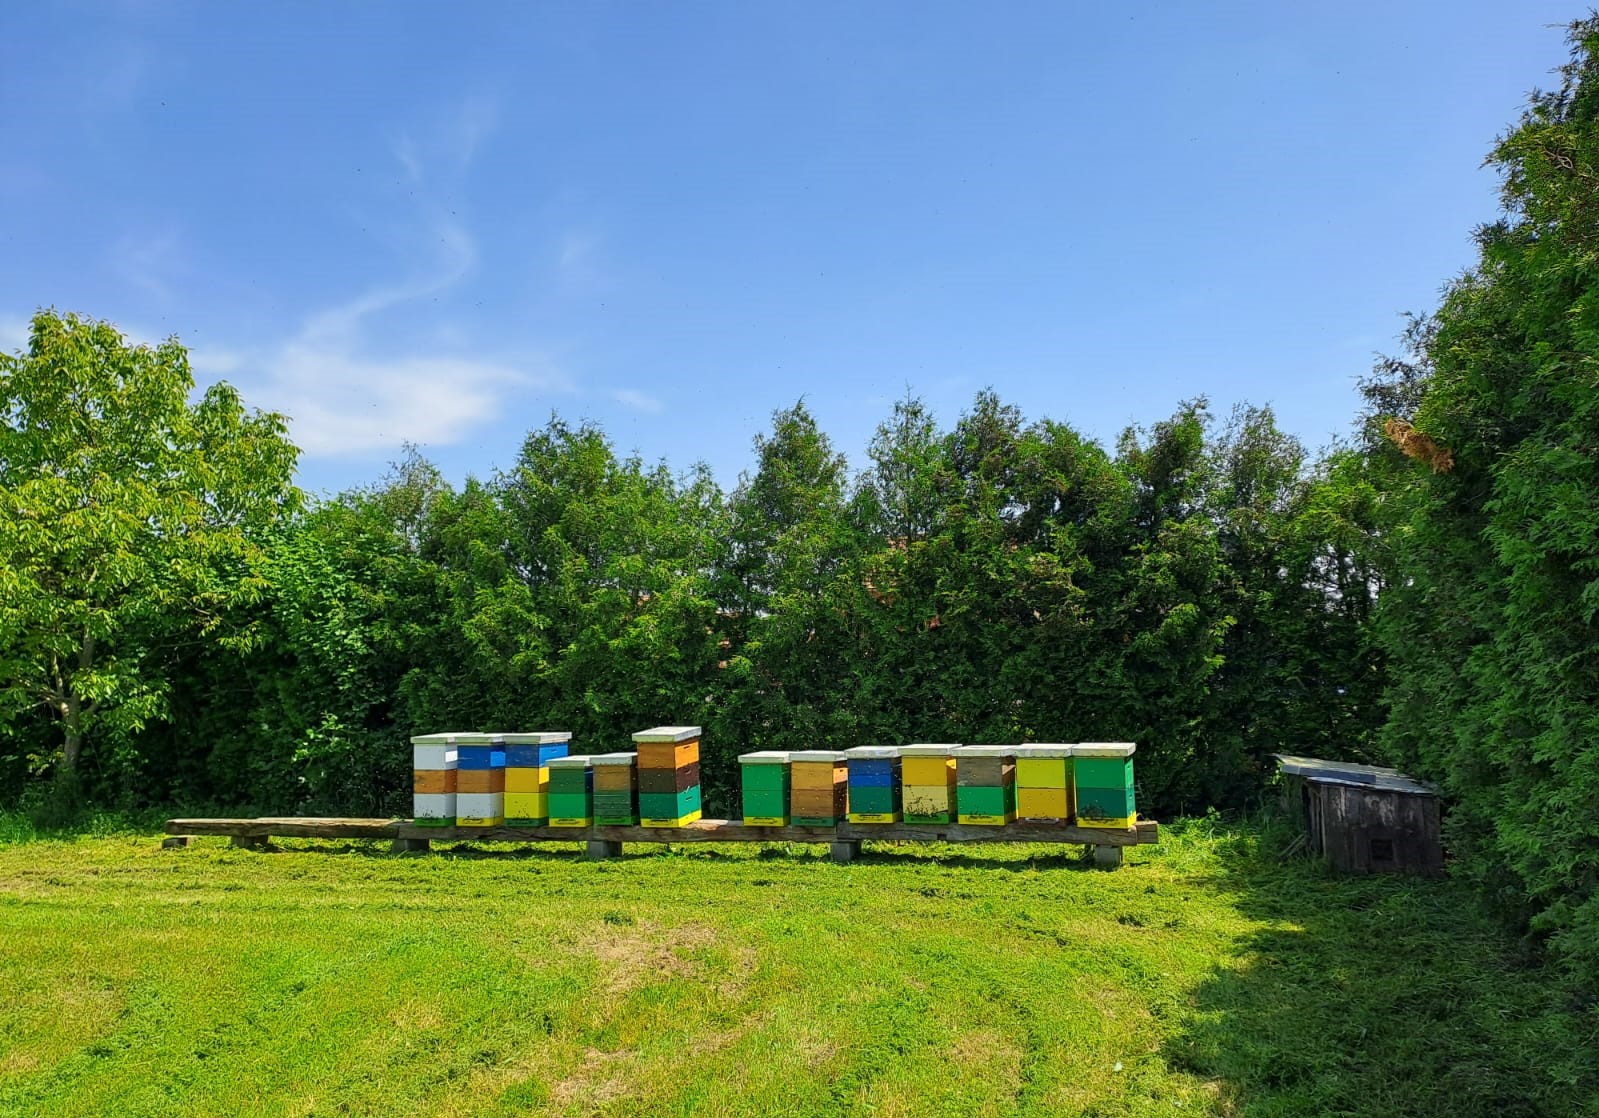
[{"x1": 1091, "y1": 844, "x2": 1125, "y2": 869}]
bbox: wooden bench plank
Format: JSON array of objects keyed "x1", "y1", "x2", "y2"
[{"x1": 168, "y1": 816, "x2": 1158, "y2": 846}]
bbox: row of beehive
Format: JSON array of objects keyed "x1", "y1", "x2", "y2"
[
  {"x1": 740, "y1": 743, "x2": 1136, "y2": 828},
  {"x1": 411, "y1": 726, "x2": 702, "y2": 827}
]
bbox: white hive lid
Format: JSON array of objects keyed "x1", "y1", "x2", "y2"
[
  {"x1": 547, "y1": 755, "x2": 594, "y2": 768},
  {"x1": 1013, "y1": 744, "x2": 1074, "y2": 759},
  {"x1": 843, "y1": 746, "x2": 901, "y2": 759},
  {"x1": 493, "y1": 731, "x2": 573, "y2": 745},
  {"x1": 409, "y1": 731, "x2": 493, "y2": 746},
  {"x1": 900, "y1": 743, "x2": 961, "y2": 756},
  {"x1": 739, "y1": 751, "x2": 791, "y2": 764},
  {"x1": 1075, "y1": 742, "x2": 1136, "y2": 758},
  {"x1": 789, "y1": 750, "x2": 845, "y2": 762},
  {"x1": 589, "y1": 752, "x2": 637, "y2": 766},
  {"x1": 632, "y1": 725, "x2": 702, "y2": 743},
  {"x1": 961, "y1": 745, "x2": 1015, "y2": 758}
]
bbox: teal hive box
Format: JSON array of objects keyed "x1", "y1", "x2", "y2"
[{"x1": 639, "y1": 787, "x2": 702, "y2": 820}]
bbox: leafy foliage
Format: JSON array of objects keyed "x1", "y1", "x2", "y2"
[
  {"x1": 1361, "y1": 17, "x2": 1599, "y2": 991},
  {"x1": 0, "y1": 311, "x2": 299, "y2": 801}
]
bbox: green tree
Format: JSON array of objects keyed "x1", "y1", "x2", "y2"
[
  {"x1": 1363, "y1": 17, "x2": 1599, "y2": 989},
  {"x1": 0, "y1": 311, "x2": 299, "y2": 796}
]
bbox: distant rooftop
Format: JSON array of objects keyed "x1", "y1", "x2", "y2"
[{"x1": 1273, "y1": 754, "x2": 1439, "y2": 796}]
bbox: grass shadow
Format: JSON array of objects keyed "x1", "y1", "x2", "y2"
[{"x1": 1163, "y1": 817, "x2": 1599, "y2": 1117}]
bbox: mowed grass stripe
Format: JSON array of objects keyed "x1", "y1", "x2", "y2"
[{"x1": 0, "y1": 821, "x2": 1592, "y2": 1117}]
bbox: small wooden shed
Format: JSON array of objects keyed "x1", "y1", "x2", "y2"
[{"x1": 1274, "y1": 755, "x2": 1444, "y2": 877}]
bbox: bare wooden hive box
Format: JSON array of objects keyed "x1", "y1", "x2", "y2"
[{"x1": 1275, "y1": 754, "x2": 1443, "y2": 877}]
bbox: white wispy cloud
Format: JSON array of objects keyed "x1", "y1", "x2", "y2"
[
  {"x1": 245, "y1": 100, "x2": 570, "y2": 458},
  {"x1": 612, "y1": 388, "x2": 664, "y2": 414},
  {"x1": 111, "y1": 227, "x2": 186, "y2": 302}
]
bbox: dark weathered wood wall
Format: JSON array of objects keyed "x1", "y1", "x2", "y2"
[{"x1": 1307, "y1": 784, "x2": 1443, "y2": 877}]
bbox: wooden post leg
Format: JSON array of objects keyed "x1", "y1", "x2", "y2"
[
  {"x1": 231, "y1": 834, "x2": 268, "y2": 849},
  {"x1": 586, "y1": 839, "x2": 622, "y2": 859},
  {"x1": 830, "y1": 840, "x2": 861, "y2": 864},
  {"x1": 161, "y1": 835, "x2": 192, "y2": 849},
  {"x1": 1091, "y1": 843, "x2": 1124, "y2": 869},
  {"x1": 391, "y1": 837, "x2": 431, "y2": 854}
]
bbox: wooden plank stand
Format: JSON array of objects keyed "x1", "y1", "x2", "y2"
[{"x1": 164, "y1": 815, "x2": 1158, "y2": 868}]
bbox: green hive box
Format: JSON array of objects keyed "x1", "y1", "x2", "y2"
[
  {"x1": 741, "y1": 756, "x2": 790, "y2": 792},
  {"x1": 847, "y1": 785, "x2": 898, "y2": 815},
  {"x1": 739, "y1": 750, "x2": 792, "y2": 825},
  {"x1": 956, "y1": 784, "x2": 1016, "y2": 817}
]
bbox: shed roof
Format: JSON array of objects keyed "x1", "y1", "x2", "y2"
[{"x1": 1273, "y1": 754, "x2": 1439, "y2": 796}]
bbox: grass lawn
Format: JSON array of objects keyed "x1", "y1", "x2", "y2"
[{"x1": 0, "y1": 814, "x2": 1594, "y2": 1118}]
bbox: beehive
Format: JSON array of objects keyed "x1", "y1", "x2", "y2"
[
  {"x1": 899, "y1": 743, "x2": 960, "y2": 824},
  {"x1": 499, "y1": 731, "x2": 570, "y2": 826},
  {"x1": 632, "y1": 726, "x2": 703, "y2": 827},
  {"x1": 844, "y1": 746, "x2": 902, "y2": 823},
  {"x1": 591, "y1": 752, "x2": 640, "y2": 826},
  {"x1": 739, "y1": 751, "x2": 791, "y2": 826},
  {"x1": 789, "y1": 751, "x2": 848, "y2": 826},
  {"x1": 1073, "y1": 742, "x2": 1136, "y2": 828},
  {"x1": 1014, "y1": 744, "x2": 1074, "y2": 823},
  {"x1": 547, "y1": 755, "x2": 595, "y2": 827},
  {"x1": 409, "y1": 733, "x2": 460, "y2": 827},
  {"x1": 447, "y1": 732, "x2": 503, "y2": 827},
  {"x1": 956, "y1": 745, "x2": 1016, "y2": 825}
]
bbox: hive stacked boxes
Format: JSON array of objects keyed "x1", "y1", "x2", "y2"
[
  {"x1": 844, "y1": 746, "x2": 902, "y2": 823},
  {"x1": 410, "y1": 734, "x2": 459, "y2": 827},
  {"x1": 547, "y1": 756, "x2": 595, "y2": 827},
  {"x1": 453, "y1": 733, "x2": 505, "y2": 827},
  {"x1": 900, "y1": 744, "x2": 960, "y2": 824},
  {"x1": 502, "y1": 732, "x2": 571, "y2": 826},
  {"x1": 592, "y1": 753, "x2": 640, "y2": 826},
  {"x1": 789, "y1": 751, "x2": 848, "y2": 826},
  {"x1": 739, "y1": 751, "x2": 791, "y2": 826},
  {"x1": 633, "y1": 726, "x2": 703, "y2": 827},
  {"x1": 1073, "y1": 742, "x2": 1137, "y2": 828},
  {"x1": 1014, "y1": 744, "x2": 1074, "y2": 823},
  {"x1": 957, "y1": 746, "x2": 1016, "y2": 825}
]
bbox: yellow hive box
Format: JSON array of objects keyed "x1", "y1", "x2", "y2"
[
  {"x1": 504, "y1": 767, "x2": 550, "y2": 793},
  {"x1": 744, "y1": 815, "x2": 787, "y2": 827},
  {"x1": 549, "y1": 815, "x2": 592, "y2": 828},
  {"x1": 957, "y1": 813, "x2": 1015, "y2": 826},
  {"x1": 640, "y1": 809, "x2": 704, "y2": 828},
  {"x1": 1078, "y1": 814, "x2": 1137, "y2": 830},
  {"x1": 503, "y1": 792, "x2": 548, "y2": 819},
  {"x1": 902, "y1": 785, "x2": 955, "y2": 815},
  {"x1": 902, "y1": 756, "x2": 956, "y2": 785},
  {"x1": 1016, "y1": 758, "x2": 1069, "y2": 788},
  {"x1": 1017, "y1": 787, "x2": 1070, "y2": 820},
  {"x1": 847, "y1": 812, "x2": 900, "y2": 824},
  {"x1": 457, "y1": 816, "x2": 504, "y2": 827}
]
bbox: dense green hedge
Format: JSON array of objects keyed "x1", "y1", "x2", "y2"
[{"x1": 1362, "y1": 17, "x2": 1599, "y2": 993}]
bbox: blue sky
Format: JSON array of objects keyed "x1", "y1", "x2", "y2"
[{"x1": 0, "y1": 2, "x2": 1580, "y2": 494}]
